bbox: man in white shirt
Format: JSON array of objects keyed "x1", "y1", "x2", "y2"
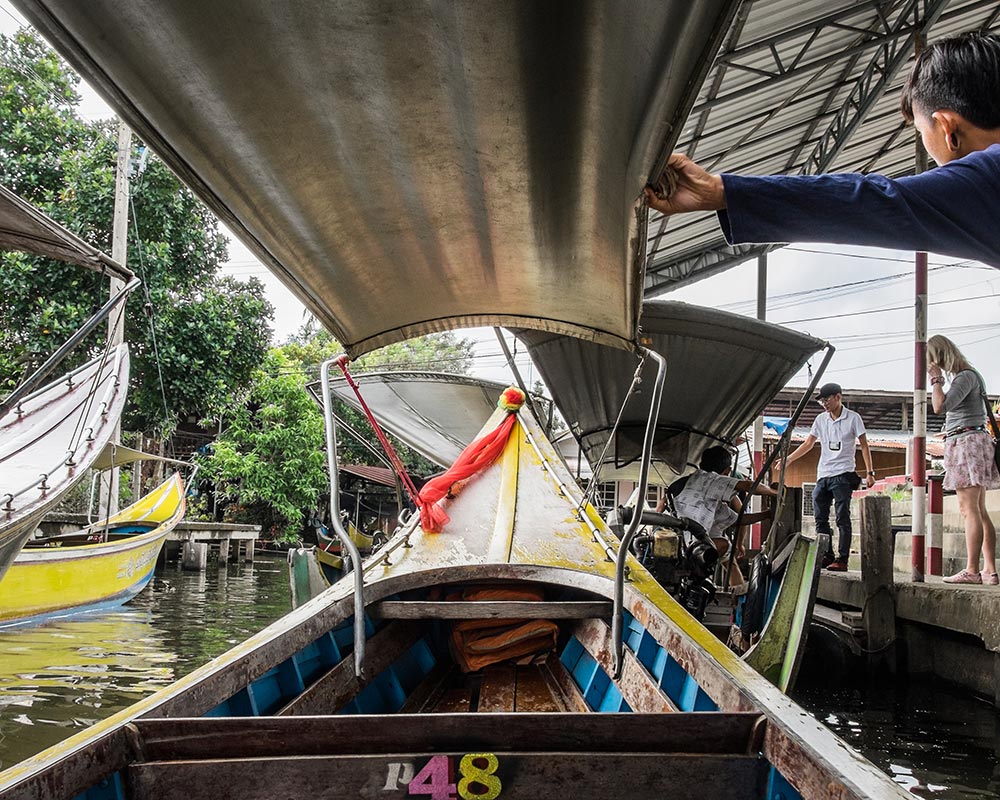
[{"x1": 784, "y1": 383, "x2": 875, "y2": 572}]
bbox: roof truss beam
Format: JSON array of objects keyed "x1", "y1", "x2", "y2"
[{"x1": 803, "y1": 0, "x2": 952, "y2": 175}]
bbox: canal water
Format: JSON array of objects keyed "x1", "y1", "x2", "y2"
[
  {"x1": 0, "y1": 554, "x2": 291, "y2": 770},
  {"x1": 1, "y1": 556, "x2": 998, "y2": 797}
]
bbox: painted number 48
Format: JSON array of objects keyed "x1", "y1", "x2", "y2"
[{"x1": 408, "y1": 753, "x2": 501, "y2": 800}]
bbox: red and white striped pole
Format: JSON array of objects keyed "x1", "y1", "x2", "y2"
[
  {"x1": 912, "y1": 251, "x2": 928, "y2": 583},
  {"x1": 751, "y1": 254, "x2": 767, "y2": 549},
  {"x1": 928, "y1": 475, "x2": 943, "y2": 575},
  {"x1": 911, "y1": 50, "x2": 928, "y2": 583}
]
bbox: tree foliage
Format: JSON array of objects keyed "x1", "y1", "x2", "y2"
[
  {"x1": 281, "y1": 324, "x2": 475, "y2": 380},
  {"x1": 282, "y1": 325, "x2": 476, "y2": 472},
  {"x1": 195, "y1": 349, "x2": 327, "y2": 536},
  {"x1": 0, "y1": 30, "x2": 272, "y2": 434},
  {"x1": 198, "y1": 328, "x2": 478, "y2": 535}
]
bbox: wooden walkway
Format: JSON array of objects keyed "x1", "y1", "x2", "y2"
[{"x1": 169, "y1": 521, "x2": 261, "y2": 563}]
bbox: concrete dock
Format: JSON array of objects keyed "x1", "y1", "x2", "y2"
[
  {"x1": 168, "y1": 521, "x2": 261, "y2": 564},
  {"x1": 810, "y1": 493, "x2": 1000, "y2": 704}
]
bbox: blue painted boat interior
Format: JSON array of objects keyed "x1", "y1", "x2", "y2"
[{"x1": 73, "y1": 597, "x2": 802, "y2": 800}]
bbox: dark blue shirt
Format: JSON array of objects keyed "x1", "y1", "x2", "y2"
[{"x1": 717, "y1": 144, "x2": 1000, "y2": 267}]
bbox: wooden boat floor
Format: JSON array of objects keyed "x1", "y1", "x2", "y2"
[
  {"x1": 408, "y1": 655, "x2": 588, "y2": 714},
  {"x1": 430, "y1": 664, "x2": 557, "y2": 713}
]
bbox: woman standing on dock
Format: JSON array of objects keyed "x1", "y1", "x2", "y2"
[{"x1": 927, "y1": 335, "x2": 999, "y2": 585}]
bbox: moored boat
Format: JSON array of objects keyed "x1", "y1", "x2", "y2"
[
  {"x1": 0, "y1": 185, "x2": 135, "y2": 584},
  {"x1": 0, "y1": 347, "x2": 131, "y2": 584},
  {"x1": 0, "y1": 473, "x2": 187, "y2": 626},
  {"x1": 0, "y1": 394, "x2": 906, "y2": 799},
  {"x1": 518, "y1": 299, "x2": 834, "y2": 690},
  {"x1": 0, "y1": 3, "x2": 908, "y2": 796}
]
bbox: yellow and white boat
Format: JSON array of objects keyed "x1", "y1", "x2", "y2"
[{"x1": 0, "y1": 474, "x2": 186, "y2": 626}]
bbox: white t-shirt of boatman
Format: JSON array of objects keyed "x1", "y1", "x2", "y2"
[{"x1": 809, "y1": 406, "x2": 867, "y2": 479}]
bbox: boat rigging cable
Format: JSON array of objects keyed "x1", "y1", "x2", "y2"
[
  {"x1": 129, "y1": 194, "x2": 171, "y2": 437},
  {"x1": 334, "y1": 356, "x2": 422, "y2": 509},
  {"x1": 577, "y1": 353, "x2": 646, "y2": 515}
]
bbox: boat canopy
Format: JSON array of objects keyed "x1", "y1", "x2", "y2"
[
  {"x1": 517, "y1": 301, "x2": 826, "y2": 484},
  {"x1": 15, "y1": 0, "x2": 737, "y2": 356},
  {"x1": 320, "y1": 371, "x2": 551, "y2": 468},
  {"x1": 0, "y1": 185, "x2": 130, "y2": 280},
  {"x1": 0, "y1": 345, "x2": 130, "y2": 581}
]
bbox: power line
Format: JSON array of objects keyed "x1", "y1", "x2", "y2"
[
  {"x1": 776, "y1": 292, "x2": 1000, "y2": 325},
  {"x1": 830, "y1": 332, "x2": 1000, "y2": 373}
]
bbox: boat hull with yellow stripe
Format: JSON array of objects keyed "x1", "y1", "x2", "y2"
[
  {"x1": 0, "y1": 474, "x2": 186, "y2": 626},
  {"x1": 0, "y1": 408, "x2": 908, "y2": 800}
]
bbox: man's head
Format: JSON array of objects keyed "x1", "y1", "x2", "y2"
[
  {"x1": 699, "y1": 445, "x2": 733, "y2": 475},
  {"x1": 816, "y1": 382, "x2": 843, "y2": 413},
  {"x1": 901, "y1": 33, "x2": 1000, "y2": 164}
]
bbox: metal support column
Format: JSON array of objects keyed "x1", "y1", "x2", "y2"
[
  {"x1": 750, "y1": 254, "x2": 767, "y2": 549},
  {"x1": 912, "y1": 252, "x2": 928, "y2": 581},
  {"x1": 911, "y1": 33, "x2": 929, "y2": 582}
]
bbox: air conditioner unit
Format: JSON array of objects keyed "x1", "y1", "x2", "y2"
[{"x1": 801, "y1": 482, "x2": 816, "y2": 517}]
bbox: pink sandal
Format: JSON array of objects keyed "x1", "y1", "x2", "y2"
[
  {"x1": 943, "y1": 568, "x2": 982, "y2": 584},
  {"x1": 981, "y1": 571, "x2": 999, "y2": 586}
]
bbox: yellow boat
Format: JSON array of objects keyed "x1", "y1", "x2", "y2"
[{"x1": 0, "y1": 474, "x2": 186, "y2": 626}]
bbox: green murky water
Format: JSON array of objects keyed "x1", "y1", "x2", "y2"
[
  {"x1": 0, "y1": 554, "x2": 291, "y2": 769},
  {"x1": 1, "y1": 556, "x2": 997, "y2": 798}
]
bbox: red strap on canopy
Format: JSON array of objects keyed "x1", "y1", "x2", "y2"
[{"x1": 418, "y1": 387, "x2": 526, "y2": 533}]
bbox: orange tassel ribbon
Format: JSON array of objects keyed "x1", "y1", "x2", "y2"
[{"x1": 418, "y1": 387, "x2": 526, "y2": 532}]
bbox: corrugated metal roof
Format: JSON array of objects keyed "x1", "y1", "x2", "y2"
[
  {"x1": 645, "y1": 0, "x2": 1000, "y2": 295},
  {"x1": 340, "y1": 463, "x2": 402, "y2": 488},
  {"x1": 765, "y1": 426, "x2": 945, "y2": 456}
]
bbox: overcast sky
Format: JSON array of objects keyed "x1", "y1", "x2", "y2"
[{"x1": 4, "y1": 1, "x2": 998, "y2": 395}]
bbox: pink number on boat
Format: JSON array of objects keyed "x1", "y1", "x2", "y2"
[{"x1": 408, "y1": 755, "x2": 456, "y2": 800}]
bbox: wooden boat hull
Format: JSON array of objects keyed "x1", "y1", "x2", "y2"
[
  {"x1": 0, "y1": 474, "x2": 185, "y2": 625},
  {"x1": 743, "y1": 534, "x2": 822, "y2": 691},
  {"x1": 0, "y1": 347, "x2": 130, "y2": 583},
  {"x1": 0, "y1": 562, "x2": 905, "y2": 800},
  {"x1": 0, "y1": 410, "x2": 907, "y2": 800}
]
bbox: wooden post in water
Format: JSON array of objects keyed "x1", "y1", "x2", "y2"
[
  {"x1": 218, "y1": 537, "x2": 230, "y2": 566},
  {"x1": 860, "y1": 493, "x2": 896, "y2": 673},
  {"x1": 182, "y1": 542, "x2": 208, "y2": 571}
]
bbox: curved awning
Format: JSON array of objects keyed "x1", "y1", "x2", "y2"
[
  {"x1": 318, "y1": 371, "x2": 551, "y2": 469},
  {"x1": 518, "y1": 300, "x2": 826, "y2": 483},
  {"x1": 0, "y1": 185, "x2": 130, "y2": 280},
  {"x1": 16, "y1": 0, "x2": 738, "y2": 356}
]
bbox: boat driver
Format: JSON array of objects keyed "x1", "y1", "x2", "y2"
[{"x1": 661, "y1": 446, "x2": 777, "y2": 590}]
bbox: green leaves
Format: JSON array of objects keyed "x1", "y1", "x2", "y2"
[
  {"x1": 196, "y1": 350, "x2": 326, "y2": 535},
  {"x1": 0, "y1": 29, "x2": 271, "y2": 434}
]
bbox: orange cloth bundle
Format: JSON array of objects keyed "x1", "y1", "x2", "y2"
[
  {"x1": 445, "y1": 583, "x2": 557, "y2": 672},
  {"x1": 417, "y1": 387, "x2": 526, "y2": 533},
  {"x1": 451, "y1": 619, "x2": 559, "y2": 673}
]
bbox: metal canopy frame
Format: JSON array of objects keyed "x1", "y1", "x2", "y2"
[{"x1": 644, "y1": 0, "x2": 999, "y2": 296}]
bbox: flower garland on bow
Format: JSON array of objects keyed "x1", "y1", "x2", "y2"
[{"x1": 418, "y1": 387, "x2": 526, "y2": 533}]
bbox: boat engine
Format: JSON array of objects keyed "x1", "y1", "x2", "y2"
[{"x1": 607, "y1": 507, "x2": 719, "y2": 621}]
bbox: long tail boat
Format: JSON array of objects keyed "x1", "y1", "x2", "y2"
[
  {"x1": 0, "y1": 473, "x2": 186, "y2": 627},
  {"x1": 0, "y1": 346, "x2": 131, "y2": 585},
  {"x1": 0, "y1": 186, "x2": 135, "y2": 583},
  {"x1": 0, "y1": 388, "x2": 904, "y2": 799},
  {"x1": 298, "y1": 373, "x2": 552, "y2": 585},
  {"x1": 4, "y1": 3, "x2": 907, "y2": 797}
]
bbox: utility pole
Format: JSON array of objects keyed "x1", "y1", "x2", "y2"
[{"x1": 99, "y1": 119, "x2": 132, "y2": 519}]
